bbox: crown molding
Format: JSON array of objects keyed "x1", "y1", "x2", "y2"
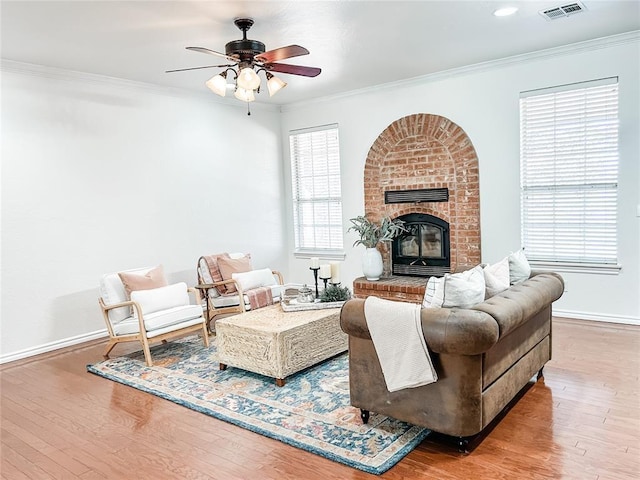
[
  {"x1": 0, "y1": 59, "x2": 280, "y2": 113},
  {"x1": 282, "y1": 30, "x2": 640, "y2": 112}
]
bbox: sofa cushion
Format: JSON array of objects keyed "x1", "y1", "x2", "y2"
[
  {"x1": 130, "y1": 282, "x2": 189, "y2": 317},
  {"x1": 431, "y1": 265, "x2": 485, "y2": 309},
  {"x1": 422, "y1": 276, "x2": 442, "y2": 308},
  {"x1": 483, "y1": 257, "x2": 510, "y2": 298},
  {"x1": 113, "y1": 304, "x2": 203, "y2": 335},
  {"x1": 508, "y1": 249, "x2": 531, "y2": 285}
]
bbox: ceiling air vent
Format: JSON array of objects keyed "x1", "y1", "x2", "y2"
[{"x1": 539, "y1": 1, "x2": 587, "y2": 21}]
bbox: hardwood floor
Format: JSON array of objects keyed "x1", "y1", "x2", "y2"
[{"x1": 1, "y1": 318, "x2": 639, "y2": 479}]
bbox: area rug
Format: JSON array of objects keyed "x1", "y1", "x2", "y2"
[{"x1": 87, "y1": 335, "x2": 429, "y2": 474}]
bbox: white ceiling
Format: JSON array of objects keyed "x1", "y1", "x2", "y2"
[{"x1": 2, "y1": 1, "x2": 639, "y2": 106}]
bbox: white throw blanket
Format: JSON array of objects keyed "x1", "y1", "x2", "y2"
[{"x1": 364, "y1": 296, "x2": 438, "y2": 392}]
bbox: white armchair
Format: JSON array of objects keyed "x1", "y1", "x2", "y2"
[
  {"x1": 99, "y1": 266, "x2": 209, "y2": 366},
  {"x1": 196, "y1": 253, "x2": 285, "y2": 332}
]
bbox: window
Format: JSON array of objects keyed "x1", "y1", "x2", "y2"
[
  {"x1": 289, "y1": 124, "x2": 344, "y2": 255},
  {"x1": 520, "y1": 77, "x2": 619, "y2": 271}
]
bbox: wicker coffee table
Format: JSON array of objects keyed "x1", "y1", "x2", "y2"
[{"x1": 216, "y1": 304, "x2": 347, "y2": 386}]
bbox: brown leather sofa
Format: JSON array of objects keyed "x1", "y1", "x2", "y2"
[{"x1": 340, "y1": 271, "x2": 564, "y2": 450}]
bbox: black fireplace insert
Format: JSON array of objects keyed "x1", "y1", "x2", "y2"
[{"x1": 392, "y1": 213, "x2": 451, "y2": 277}]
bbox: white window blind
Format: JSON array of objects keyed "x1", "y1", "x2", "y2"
[
  {"x1": 520, "y1": 78, "x2": 619, "y2": 267},
  {"x1": 290, "y1": 124, "x2": 344, "y2": 253}
]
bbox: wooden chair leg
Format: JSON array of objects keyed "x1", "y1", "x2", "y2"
[
  {"x1": 201, "y1": 322, "x2": 210, "y2": 347},
  {"x1": 103, "y1": 340, "x2": 118, "y2": 359},
  {"x1": 140, "y1": 336, "x2": 153, "y2": 367}
]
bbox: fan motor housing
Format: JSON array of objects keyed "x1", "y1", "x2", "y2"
[{"x1": 225, "y1": 39, "x2": 266, "y2": 60}]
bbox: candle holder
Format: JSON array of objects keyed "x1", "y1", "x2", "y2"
[
  {"x1": 309, "y1": 267, "x2": 320, "y2": 298},
  {"x1": 319, "y1": 275, "x2": 331, "y2": 291}
]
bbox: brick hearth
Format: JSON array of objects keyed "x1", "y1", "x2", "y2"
[
  {"x1": 355, "y1": 113, "x2": 481, "y2": 302},
  {"x1": 353, "y1": 276, "x2": 426, "y2": 303}
]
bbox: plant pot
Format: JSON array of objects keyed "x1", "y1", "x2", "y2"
[{"x1": 362, "y1": 247, "x2": 384, "y2": 281}]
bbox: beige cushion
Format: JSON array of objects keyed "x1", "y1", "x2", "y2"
[
  {"x1": 118, "y1": 265, "x2": 167, "y2": 299},
  {"x1": 218, "y1": 255, "x2": 252, "y2": 294},
  {"x1": 483, "y1": 257, "x2": 510, "y2": 298}
]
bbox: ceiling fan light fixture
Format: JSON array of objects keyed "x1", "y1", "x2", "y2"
[
  {"x1": 266, "y1": 72, "x2": 287, "y2": 97},
  {"x1": 234, "y1": 87, "x2": 256, "y2": 102},
  {"x1": 205, "y1": 72, "x2": 228, "y2": 96},
  {"x1": 237, "y1": 67, "x2": 261, "y2": 90}
]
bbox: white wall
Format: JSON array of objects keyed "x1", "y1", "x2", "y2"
[
  {"x1": 0, "y1": 64, "x2": 287, "y2": 360},
  {"x1": 281, "y1": 35, "x2": 640, "y2": 324},
  {"x1": 1, "y1": 34, "x2": 638, "y2": 363}
]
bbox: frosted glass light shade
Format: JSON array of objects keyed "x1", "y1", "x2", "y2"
[
  {"x1": 266, "y1": 74, "x2": 287, "y2": 97},
  {"x1": 237, "y1": 67, "x2": 261, "y2": 90},
  {"x1": 234, "y1": 87, "x2": 255, "y2": 102},
  {"x1": 205, "y1": 73, "x2": 227, "y2": 96}
]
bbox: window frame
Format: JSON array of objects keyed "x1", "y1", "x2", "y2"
[
  {"x1": 519, "y1": 77, "x2": 621, "y2": 275},
  {"x1": 289, "y1": 123, "x2": 345, "y2": 260}
]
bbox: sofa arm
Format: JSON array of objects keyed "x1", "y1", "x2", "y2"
[{"x1": 340, "y1": 298, "x2": 499, "y2": 356}]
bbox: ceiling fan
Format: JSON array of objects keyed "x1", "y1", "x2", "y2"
[{"x1": 166, "y1": 18, "x2": 321, "y2": 104}]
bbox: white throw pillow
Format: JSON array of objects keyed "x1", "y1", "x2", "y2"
[
  {"x1": 483, "y1": 256, "x2": 510, "y2": 298},
  {"x1": 431, "y1": 265, "x2": 485, "y2": 309},
  {"x1": 509, "y1": 249, "x2": 531, "y2": 285},
  {"x1": 130, "y1": 282, "x2": 189, "y2": 317},
  {"x1": 232, "y1": 268, "x2": 276, "y2": 291},
  {"x1": 422, "y1": 276, "x2": 444, "y2": 308}
]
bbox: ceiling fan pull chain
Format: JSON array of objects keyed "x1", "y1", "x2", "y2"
[{"x1": 247, "y1": 102, "x2": 251, "y2": 116}]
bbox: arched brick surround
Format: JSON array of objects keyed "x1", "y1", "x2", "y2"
[{"x1": 364, "y1": 113, "x2": 481, "y2": 274}]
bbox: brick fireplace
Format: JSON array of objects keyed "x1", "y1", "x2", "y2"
[{"x1": 354, "y1": 113, "x2": 481, "y2": 301}]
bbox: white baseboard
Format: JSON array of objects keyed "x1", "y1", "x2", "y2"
[
  {"x1": 0, "y1": 329, "x2": 108, "y2": 365},
  {"x1": 554, "y1": 309, "x2": 640, "y2": 326}
]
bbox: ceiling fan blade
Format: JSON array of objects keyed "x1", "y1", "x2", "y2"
[
  {"x1": 165, "y1": 64, "x2": 233, "y2": 73},
  {"x1": 186, "y1": 46, "x2": 238, "y2": 62},
  {"x1": 267, "y1": 63, "x2": 321, "y2": 77},
  {"x1": 256, "y1": 45, "x2": 309, "y2": 63}
]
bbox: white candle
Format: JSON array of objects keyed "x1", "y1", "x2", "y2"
[
  {"x1": 310, "y1": 257, "x2": 320, "y2": 269},
  {"x1": 330, "y1": 261, "x2": 341, "y2": 283},
  {"x1": 319, "y1": 264, "x2": 331, "y2": 278}
]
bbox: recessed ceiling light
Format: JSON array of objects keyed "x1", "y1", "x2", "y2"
[{"x1": 494, "y1": 7, "x2": 518, "y2": 17}]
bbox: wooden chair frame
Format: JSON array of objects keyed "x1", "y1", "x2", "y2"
[
  {"x1": 99, "y1": 286, "x2": 209, "y2": 366},
  {"x1": 196, "y1": 260, "x2": 284, "y2": 333}
]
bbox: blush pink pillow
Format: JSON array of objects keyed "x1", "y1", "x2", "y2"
[
  {"x1": 118, "y1": 265, "x2": 168, "y2": 299},
  {"x1": 217, "y1": 255, "x2": 252, "y2": 294}
]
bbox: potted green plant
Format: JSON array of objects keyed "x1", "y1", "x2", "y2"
[{"x1": 348, "y1": 215, "x2": 406, "y2": 280}]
